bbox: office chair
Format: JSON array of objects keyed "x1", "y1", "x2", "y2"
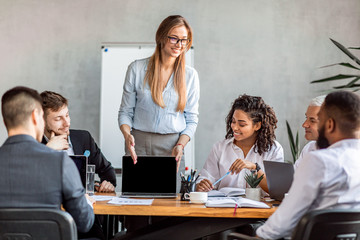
[
  {"x1": 227, "y1": 209, "x2": 360, "y2": 240},
  {"x1": 0, "y1": 208, "x2": 77, "y2": 240}
]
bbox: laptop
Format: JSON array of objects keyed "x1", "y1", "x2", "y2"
[
  {"x1": 69, "y1": 155, "x2": 88, "y2": 188},
  {"x1": 263, "y1": 161, "x2": 294, "y2": 201},
  {"x1": 121, "y1": 156, "x2": 177, "y2": 198}
]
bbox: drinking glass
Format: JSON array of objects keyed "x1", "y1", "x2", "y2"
[{"x1": 86, "y1": 164, "x2": 95, "y2": 195}]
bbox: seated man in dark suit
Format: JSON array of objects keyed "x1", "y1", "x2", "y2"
[
  {"x1": 40, "y1": 90, "x2": 116, "y2": 240},
  {"x1": 40, "y1": 90, "x2": 116, "y2": 192},
  {"x1": 0, "y1": 86, "x2": 94, "y2": 233}
]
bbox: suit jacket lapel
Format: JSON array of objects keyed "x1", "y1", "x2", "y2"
[{"x1": 69, "y1": 130, "x2": 82, "y2": 155}]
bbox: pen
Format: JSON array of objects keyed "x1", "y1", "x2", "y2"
[
  {"x1": 194, "y1": 173, "x2": 201, "y2": 182},
  {"x1": 180, "y1": 172, "x2": 185, "y2": 181},
  {"x1": 180, "y1": 172, "x2": 185, "y2": 182},
  {"x1": 192, "y1": 169, "x2": 197, "y2": 181},
  {"x1": 187, "y1": 174, "x2": 191, "y2": 182},
  {"x1": 213, "y1": 171, "x2": 230, "y2": 186}
]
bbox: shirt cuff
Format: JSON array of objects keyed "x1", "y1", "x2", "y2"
[
  {"x1": 118, "y1": 116, "x2": 133, "y2": 129},
  {"x1": 180, "y1": 129, "x2": 194, "y2": 140}
]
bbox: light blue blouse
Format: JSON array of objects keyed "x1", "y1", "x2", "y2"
[{"x1": 118, "y1": 58, "x2": 200, "y2": 139}]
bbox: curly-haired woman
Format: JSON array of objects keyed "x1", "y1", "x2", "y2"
[{"x1": 196, "y1": 94, "x2": 284, "y2": 193}]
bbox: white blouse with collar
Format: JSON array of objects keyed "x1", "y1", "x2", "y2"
[{"x1": 197, "y1": 137, "x2": 284, "y2": 190}]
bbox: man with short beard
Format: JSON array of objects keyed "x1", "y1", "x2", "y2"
[
  {"x1": 40, "y1": 91, "x2": 116, "y2": 192},
  {"x1": 256, "y1": 91, "x2": 360, "y2": 239},
  {"x1": 40, "y1": 91, "x2": 115, "y2": 240}
]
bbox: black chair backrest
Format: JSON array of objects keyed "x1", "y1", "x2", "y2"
[
  {"x1": 292, "y1": 209, "x2": 360, "y2": 240},
  {"x1": 0, "y1": 208, "x2": 77, "y2": 240}
]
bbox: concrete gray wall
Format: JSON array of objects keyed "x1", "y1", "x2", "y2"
[{"x1": 1, "y1": 0, "x2": 359, "y2": 170}]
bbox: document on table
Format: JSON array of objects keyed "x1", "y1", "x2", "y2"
[
  {"x1": 91, "y1": 195, "x2": 115, "y2": 201},
  {"x1": 108, "y1": 197, "x2": 154, "y2": 205}
]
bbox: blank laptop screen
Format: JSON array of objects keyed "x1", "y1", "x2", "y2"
[
  {"x1": 69, "y1": 155, "x2": 88, "y2": 188},
  {"x1": 122, "y1": 156, "x2": 177, "y2": 194}
]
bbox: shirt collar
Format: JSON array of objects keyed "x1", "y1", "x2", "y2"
[
  {"x1": 329, "y1": 138, "x2": 360, "y2": 149},
  {"x1": 5, "y1": 134, "x2": 37, "y2": 144},
  {"x1": 226, "y1": 137, "x2": 257, "y2": 154}
]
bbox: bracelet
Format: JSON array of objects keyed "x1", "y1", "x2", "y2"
[{"x1": 176, "y1": 143, "x2": 184, "y2": 150}]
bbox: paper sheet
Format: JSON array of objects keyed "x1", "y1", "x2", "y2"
[
  {"x1": 91, "y1": 195, "x2": 115, "y2": 201},
  {"x1": 107, "y1": 197, "x2": 154, "y2": 205}
]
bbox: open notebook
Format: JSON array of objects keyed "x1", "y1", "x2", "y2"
[
  {"x1": 206, "y1": 197, "x2": 269, "y2": 208},
  {"x1": 208, "y1": 187, "x2": 245, "y2": 197}
]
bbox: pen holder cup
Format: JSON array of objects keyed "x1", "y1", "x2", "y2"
[{"x1": 180, "y1": 181, "x2": 196, "y2": 201}]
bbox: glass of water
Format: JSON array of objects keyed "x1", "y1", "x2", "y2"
[{"x1": 86, "y1": 164, "x2": 95, "y2": 195}]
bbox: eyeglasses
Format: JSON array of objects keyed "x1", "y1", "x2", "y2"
[{"x1": 167, "y1": 36, "x2": 190, "y2": 46}]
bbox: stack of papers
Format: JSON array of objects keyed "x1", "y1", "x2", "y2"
[
  {"x1": 108, "y1": 197, "x2": 154, "y2": 205},
  {"x1": 206, "y1": 197, "x2": 270, "y2": 209}
]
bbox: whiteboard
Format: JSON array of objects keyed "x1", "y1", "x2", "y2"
[{"x1": 99, "y1": 43, "x2": 195, "y2": 171}]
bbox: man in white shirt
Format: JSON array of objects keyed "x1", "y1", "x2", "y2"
[
  {"x1": 256, "y1": 91, "x2": 360, "y2": 239},
  {"x1": 294, "y1": 95, "x2": 325, "y2": 169}
]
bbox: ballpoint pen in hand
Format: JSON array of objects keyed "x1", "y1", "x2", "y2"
[{"x1": 213, "y1": 171, "x2": 231, "y2": 186}]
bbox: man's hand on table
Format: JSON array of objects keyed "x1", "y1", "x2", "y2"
[{"x1": 95, "y1": 180, "x2": 115, "y2": 192}]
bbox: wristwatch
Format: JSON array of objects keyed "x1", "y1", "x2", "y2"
[{"x1": 255, "y1": 163, "x2": 261, "y2": 172}]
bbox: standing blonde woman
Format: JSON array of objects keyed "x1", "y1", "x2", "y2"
[{"x1": 118, "y1": 15, "x2": 200, "y2": 176}]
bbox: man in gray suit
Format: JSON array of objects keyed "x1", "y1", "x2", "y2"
[{"x1": 0, "y1": 86, "x2": 94, "y2": 233}]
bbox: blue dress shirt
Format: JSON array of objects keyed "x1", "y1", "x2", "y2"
[{"x1": 118, "y1": 57, "x2": 200, "y2": 139}]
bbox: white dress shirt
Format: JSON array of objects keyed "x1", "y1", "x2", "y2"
[
  {"x1": 197, "y1": 138, "x2": 284, "y2": 190},
  {"x1": 294, "y1": 141, "x2": 317, "y2": 170},
  {"x1": 257, "y1": 139, "x2": 360, "y2": 239}
]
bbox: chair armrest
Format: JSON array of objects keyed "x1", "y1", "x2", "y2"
[{"x1": 227, "y1": 232, "x2": 263, "y2": 240}]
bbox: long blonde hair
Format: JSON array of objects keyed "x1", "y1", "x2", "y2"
[{"x1": 145, "y1": 15, "x2": 193, "y2": 112}]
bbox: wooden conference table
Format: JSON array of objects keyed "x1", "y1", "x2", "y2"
[{"x1": 93, "y1": 193, "x2": 278, "y2": 240}]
